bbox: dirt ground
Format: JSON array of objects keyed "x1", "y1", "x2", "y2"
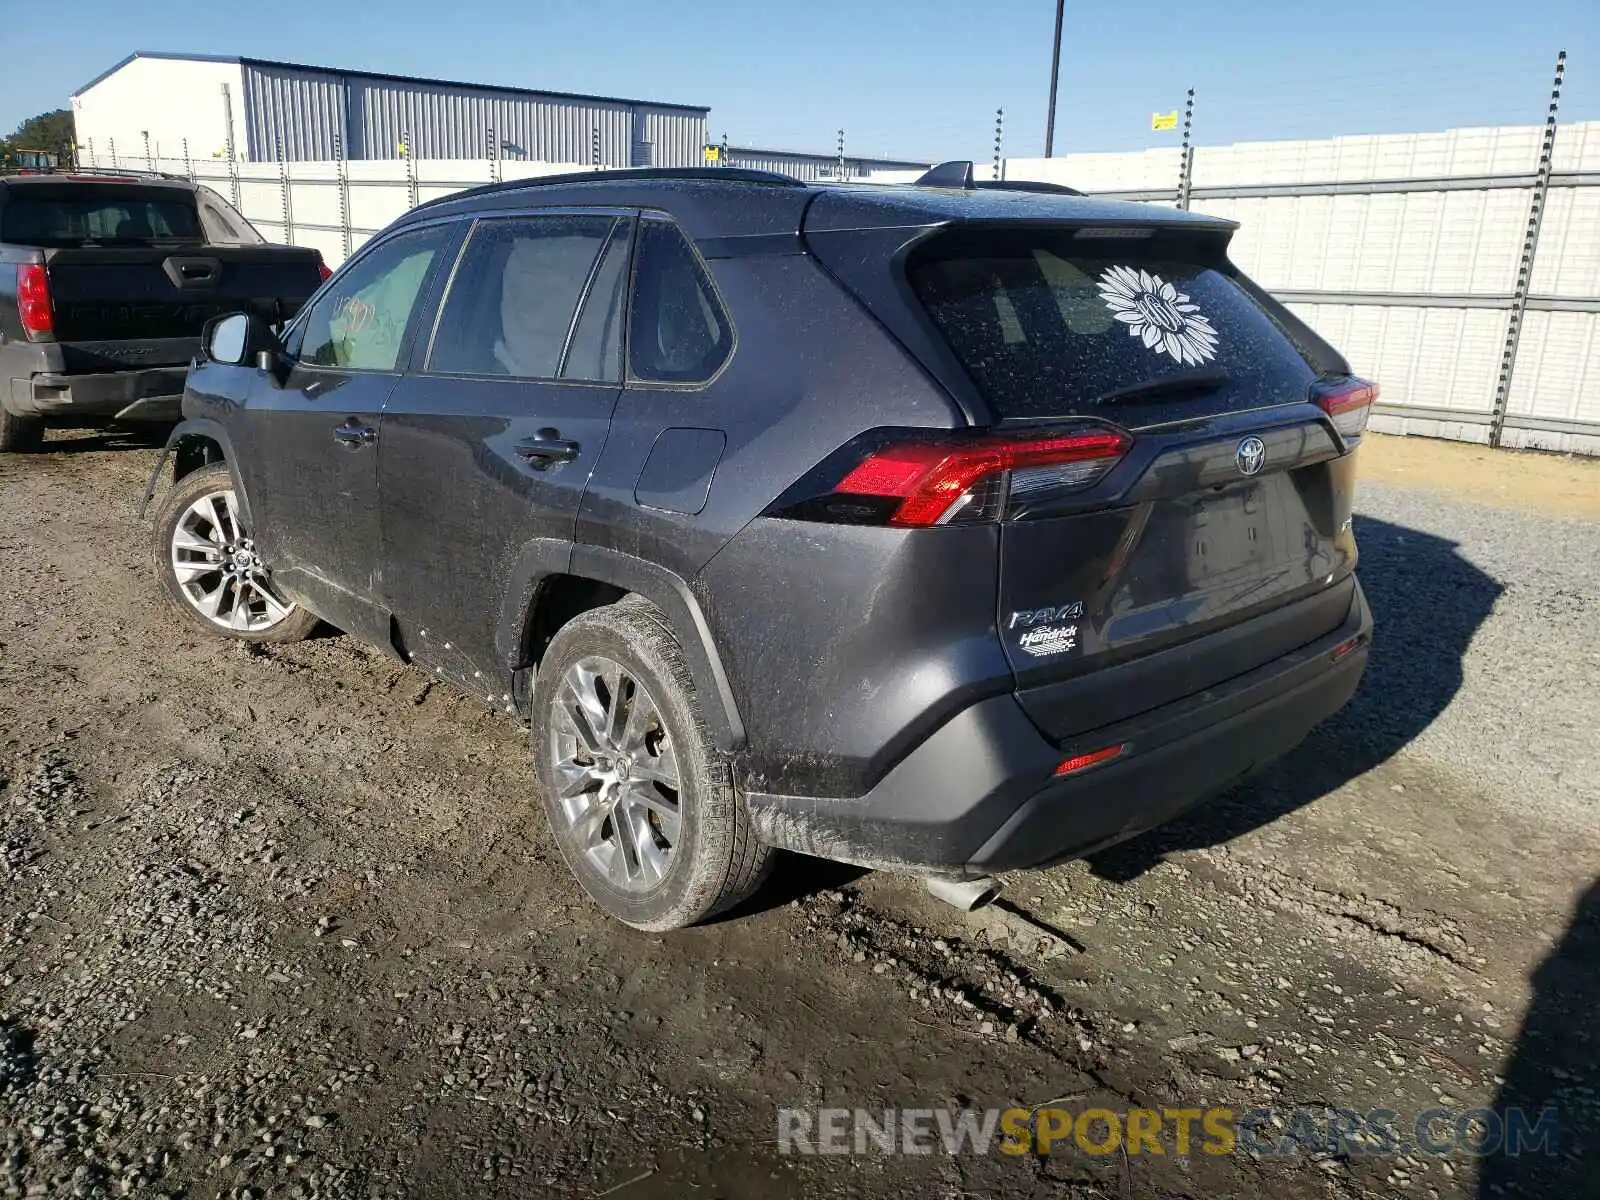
[
  {"x1": 1357, "y1": 432, "x2": 1600, "y2": 520},
  {"x1": 1, "y1": 430, "x2": 1597, "y2": 1199}
]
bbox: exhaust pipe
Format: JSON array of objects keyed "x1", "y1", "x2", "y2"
[{"x1": 924, "y1": 874, "x2": 1002, "y2": 912}]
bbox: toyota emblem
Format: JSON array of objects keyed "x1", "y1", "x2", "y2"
[{"x1": 1235, "y1": 436, "x2": 1267, "y2": 477}]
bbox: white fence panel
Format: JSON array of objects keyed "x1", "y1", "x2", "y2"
[{"x1": 1007, "y1": 119, "x2": 1600, "y2": 453}]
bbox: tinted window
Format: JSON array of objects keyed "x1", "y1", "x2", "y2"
[
  {"x1": 196, "y1": 187, "x2": 264, "y2": 245},
  {"x1": 629, "y1": 219, "x2": 732, "y2": 384},
  {"x1": 1, "y1": 188, "x2": 202, "y2": 247},
  {"x1": 907, "y1": 227, "x2": 1316, "y2": 424},
  {"x1": 429, "y1": 215, "x2": 619, "y2": 380},
  {"x1": 299, "y1": 224, "x2": 451, "y2": 371},
  {"x1": 562, "y1": 224, "x2": 630, "y2": 383}
]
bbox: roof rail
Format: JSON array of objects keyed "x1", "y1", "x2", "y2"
[{"x1": 411, "y1": 165, "x2": 804, "y2": 212}]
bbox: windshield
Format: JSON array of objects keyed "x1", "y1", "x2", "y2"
[
  {"x1": 907, "y1": 226, "x2": 1317, "y2": 426},
  {"x1": 2, "y1": 190, "x2": 203, "y2": 248}
]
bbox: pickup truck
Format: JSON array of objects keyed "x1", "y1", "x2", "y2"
[{"x1": 0, "y1": 170, "x2": 327, "y2": 451}]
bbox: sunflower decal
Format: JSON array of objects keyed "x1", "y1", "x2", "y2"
[{"x1": 1096, "y1": 266, "x2": 1220, "y2": 366}]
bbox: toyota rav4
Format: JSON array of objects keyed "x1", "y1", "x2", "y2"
[{"x1": 146, "y1": 164, "x2": 1372, "y2": 930}]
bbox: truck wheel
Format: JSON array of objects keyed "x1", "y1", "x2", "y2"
[
  {"x1": 151, "y1": 463, "x2": 319, "y2": 643},
  {"x1": 0, "y1": 408, "x2": 44, "y2": 452},
  {"x1": 532, "y1": 596, "x2": 774, "y2": 931}
]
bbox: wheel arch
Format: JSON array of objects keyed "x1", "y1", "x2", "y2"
[
  {"x1": 140, "y1": 418, "x2": 256, "y2": 530},
  {"x1": 499, "y1": 540, "x2": 747, "y2": 753}
]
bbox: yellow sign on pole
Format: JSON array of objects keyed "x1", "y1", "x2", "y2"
[
  {"x1": 703, "y1": 144, "x2": 722, "y2": 163},
  {"x1": 1152, "y1": 111, "x2": 1179, "y2": 132}
]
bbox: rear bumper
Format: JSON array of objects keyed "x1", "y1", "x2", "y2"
[
  {"x1": 744, "y1": 578, "x2": 1371, "y2": 875},
  {"x1": 7, "y1": 368, "x2": 187, "y2": 421}
]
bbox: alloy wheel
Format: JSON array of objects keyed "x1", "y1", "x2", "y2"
[
  {"x1": 548, "y1": 655, "x2": 682, "y2": 893},
  {"x1": 169, "y1": 489, "x2": 297, "y2": 633}
]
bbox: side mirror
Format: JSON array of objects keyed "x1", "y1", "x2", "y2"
[{"x1": 204, "y1": 311, "x2": 283, "y2": 375}]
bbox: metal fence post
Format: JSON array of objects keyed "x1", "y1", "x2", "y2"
[
  {"x1": 1176, "y1": 89, "x2": 1195, "y2": 209},
  {"x1": 109, "y1": 138, "x2": 118, "y2": 169},
  {"x1": 994, "y1": 108, "x2": 1004, "y2": 180},
  {"x1": 1490, "y1": 49, "x2": 1566, "y2": 448},
  {"x1": 182, "y1": 138, "x2": 194, "y2": 183},
  {"x1": 84, "y1": 138, "x2": 95, "y2": 168},
  {"x1": 277, "y1": 136, "x2": 294, "y2": 243},
  {"x1": 336, "y1": 134, "x2": 352, "y2": 261},
  {"x1": 836, "y1": 129, "x2": 845, "y2": 180},
  {"x1": 489, "y1": 126, "x2": 501, "y2": 183},
  {"x1": 142, "y1": 131, "x2": 153, "y2": 172},
  {"x1": 222, "y1": 84, "x2": 241, "y2": 207},
  {"x1": 592, "y1": 126, "x2": 601, "y2": 171},
  {"x1": 403, "y1": 133, "x2": 419, "y2": 209}
]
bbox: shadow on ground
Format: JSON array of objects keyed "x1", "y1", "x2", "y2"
[
  {"x1": 1477, "y1": 879, "x2": 1600, "y2": 1197},
  {"x1": 40, "y1": 424, "x2": 173, "y2": 454},
  {"x1": 713, "y1": 855, "x2": 869, "y2": 923},
  {"x1": 1086, "y1": 512, "x2": 1503, "y2": 882}
]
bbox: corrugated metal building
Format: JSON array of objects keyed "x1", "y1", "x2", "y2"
[
  {"x1": 71, "y1": 51, "x2": 708, "y2": 167},
  {"x1": 722, "y1": 145, "x2": 930, "y2": 181}
]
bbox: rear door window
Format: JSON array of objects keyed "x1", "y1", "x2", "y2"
[
  {"x1": 907, "y1": 227, "x2": 1316, "y2": 425},
  {"x1": 427, "y1": 214, "x2": 621, "y2": 380},
  {"x1": 628, "y1": 218, "x2": 732, "y2": 385}
]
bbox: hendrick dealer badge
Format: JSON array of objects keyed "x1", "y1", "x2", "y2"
[{"x1": 1017, "y1": 623, "x2": 1079, "y2": 657}]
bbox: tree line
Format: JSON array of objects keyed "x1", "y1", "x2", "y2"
[{"x1": 0, "y1": 110, "x2": 75, "y2": 170}]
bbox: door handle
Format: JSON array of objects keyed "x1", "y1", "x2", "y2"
[
  {"x1": 514, "y1": 429, "x2": 580, "y2": 468},
  {"x1": 333, "y1": 419, "x2": 377, "y2": 449}
]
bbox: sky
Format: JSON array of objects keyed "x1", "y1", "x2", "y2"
[{"x1": 2, "y1": 0, "x2": 1595, "y2": 161}]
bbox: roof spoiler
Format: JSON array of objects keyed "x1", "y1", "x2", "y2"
[{"x1": 913, "y1": 161, "x2": 1084, "y2": 197}]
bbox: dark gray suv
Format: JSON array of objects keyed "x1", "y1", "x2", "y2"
[{"x1": 146, "y1": 165, "x2": 1372, "y2": 930}]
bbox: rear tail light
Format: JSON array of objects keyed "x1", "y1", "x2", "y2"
[
  {"x1": 800, "y1": 428, "x2": 1130, "y2": 528},
  {"x1": 1312, "y1": 377, "x2": 1377, "y2": 440},
  {"x1": 316, "y1": 255, "x2": 333, "y2": 283},
  {"x1": 15, "y1": 264, "x2": 53, "y2": 336}
]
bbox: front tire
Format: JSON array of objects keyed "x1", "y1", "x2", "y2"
[
  {"x1": 0, "y1": 407, "x2": 44, "y2": 452},
  {"x1": 532, "y1": 597, "x2": 773, "y2": 930},
  {"x1": 151, "y1": 463, "x2": 318, "y2": 644}
]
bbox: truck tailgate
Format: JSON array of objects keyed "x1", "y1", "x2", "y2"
[{"x1": 43, "y1": 246, "x2": 322, "y2": 353}]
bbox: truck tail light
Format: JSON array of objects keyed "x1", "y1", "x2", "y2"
[
  {"x1": 1312, "y1": 377, "x2": 1377, "y2": 440},
  {"x1": 316, "y1": 255, "x2": 333, "y2": 282},
  {"x1": 16, "y1": 264, "x2": 53, "y2": 336}
]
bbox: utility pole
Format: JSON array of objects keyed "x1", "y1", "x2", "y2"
[{"x1": 1043, "y1": 0, "x2": 1065, "y2": 156}]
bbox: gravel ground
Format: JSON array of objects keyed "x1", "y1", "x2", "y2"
[{"x1": 0, "y1": 435, "x2": 1596, "y2": 1199}]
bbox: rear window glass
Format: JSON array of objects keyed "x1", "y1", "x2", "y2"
[
  {"x1": 1, "y1": 190, "x2": 203, "y2": 247},
  {"x1": 907, "y1": 228, "x2": 1315, "y2": 425}
]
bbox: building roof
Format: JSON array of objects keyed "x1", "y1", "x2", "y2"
[{"x1": 73, "y1": 51, "x2": 710, "y2": 115}]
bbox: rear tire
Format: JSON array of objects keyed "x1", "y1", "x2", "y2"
[
  {"x1": 532, "y1": 596, "x2": 773, "y2": 930},
  {"x1": 151, "y1": 463, "x2": 319, "y2": 644},
  {"x1": 0, "y1": 407, "x2": 44, "y2": 452}
]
